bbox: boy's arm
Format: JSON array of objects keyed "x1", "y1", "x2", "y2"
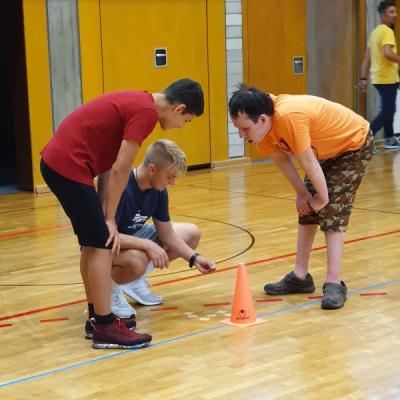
[
  {"x1": 97, "y1": 170, "x2": 110, "y2": 212},
  {"x1": 118, "y1": 232, "x2": 170, "y2": 269},
  {"x1": 270, "y1": 150, "x2": 314, "y2": 215},
  {"x1": 119, "y1": 233, "x2": 153, "y2": 250},
  {"x1": 270, "y1": 150, "x2": 309, "y2": 194},
  {"x1": 104, "y1": 139, "x2": 140, "y2": 253},
  {"x1": 156, "y1": 220, "x2": 193, "y2": 261},
  {"x1": 155, "y1": 219, "x2": 215, "y2": 274},
  {"x1": 382, "y1": 44, "x2": 400, "y2": 63},
  {"x1": 359, "y1": 47, "x2": 371, "y2": 91},
  {"x1": 295, "y1": 147, "x2": 329, "y2": 212}
]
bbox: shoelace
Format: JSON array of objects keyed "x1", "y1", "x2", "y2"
[
  {"x1": 115, "y1": 317, "x2": 134, "y2": 335},
  {"x1": 112, "y1": 293, "x2": 128, "y2": 306},
  {"x1": 132, "y1": 279, "x2": 152, "y2": 296}
]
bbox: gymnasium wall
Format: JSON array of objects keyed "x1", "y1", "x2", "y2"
[
  {"x1": 22, "y1": 0, "x2": 388, "y2": 191},
  {"x1": 23, "y1": 0, "x2": 228, "y2": 192},
  {"x1": 307, "y1": 0, "x2": 357, "y2": 110},
  {"x1": 243, "y1": 0, "x2": 307, "y2": 160},
  {"x1": 23, "y1": 0, "x2": 53, "y2": 192}
]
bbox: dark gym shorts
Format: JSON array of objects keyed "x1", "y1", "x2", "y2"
[
  {"x1": 40, "y1": 159, "x2": 111, "y2": 248},
  {"x1": 299, "y1": 130, "x2": 373, "y2": 232}
]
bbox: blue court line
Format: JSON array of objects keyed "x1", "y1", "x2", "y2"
[{"x1": 1, "y1": 278, "x2": 399, "y2": 389}]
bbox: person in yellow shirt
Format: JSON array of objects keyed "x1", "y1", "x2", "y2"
[
  {"x1": 359, "y1": 0, "x2": 400, "y2": 150},
  {"x1": 229, "y1": 85, "x2": 373, "y2": 310}
]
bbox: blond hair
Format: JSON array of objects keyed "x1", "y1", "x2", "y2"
[{"x1": 143, "y1": 139, "x2": 187, "y2": 177}]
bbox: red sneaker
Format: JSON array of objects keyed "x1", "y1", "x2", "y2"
[
  {"x1": 92, "y1": 317, "x2": 152, "y2": 349},
  {"x1": 84, "y1": 316, "x2": 136, "y2": 340}
]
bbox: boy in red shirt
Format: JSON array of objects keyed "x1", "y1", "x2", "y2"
[
  {"x1": 41, "y1": 79, "x2": 204, "y2": 348},
  {"x1": 229, "y1": 84, "x2": 372, "y2": 310}
]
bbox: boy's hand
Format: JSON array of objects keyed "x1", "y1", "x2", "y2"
[
  {"x1": 296, "y1": 191, "x2": 313, "y2": 215},
  {"x1": 144, "y1": 240, "x2": 169, "y2": 269},
  {"x1": 194, "y1": 256, "x2": 216, "y2": 274},
  {"x1": 357, "y1": 79, "x2": 368, "y2": 92},
  {"x1": 308, "y1": 194, "x2": 329, "y2": 212},
  {"x1": 105, "y1": 219, "x2": 120, "y2": 255}
]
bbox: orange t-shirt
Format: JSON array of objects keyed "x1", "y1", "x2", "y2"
[{"x1": 257, "y1": 95, "x2": 370, "y2": 160}]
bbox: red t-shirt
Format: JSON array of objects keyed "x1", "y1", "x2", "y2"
[{"x1": 41, "y1": 90, "x2": 158, "y2": 186}]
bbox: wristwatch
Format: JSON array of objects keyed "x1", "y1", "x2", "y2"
[{"x1": 189, "y1": 253, "x2": 199, "y2": 268}]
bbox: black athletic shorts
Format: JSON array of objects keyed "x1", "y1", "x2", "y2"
[{"x1": 40, "y1": 159, "x2": 111, "y2": 248}]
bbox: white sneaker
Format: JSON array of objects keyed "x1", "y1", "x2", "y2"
[
  {"x1": 111, "y1": 286, "x2": 136, "y2": 318},
  {"x1": 123, "y1": 278, "x2": 164, "y2": 306}
]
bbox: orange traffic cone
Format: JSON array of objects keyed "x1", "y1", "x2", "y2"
[{"x1": 222, "y1": 263, "x2": 264, "y2": 327}]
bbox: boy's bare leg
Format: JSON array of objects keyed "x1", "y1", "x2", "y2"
[
  {"x1": 111, "y1": 222, "x2": 200, "y2": 284},
  {"x1": 112, "y1": 249, "x2": 149, "y2": 284},
  {"x1": 80, "y1": 248, "x2": 91, "y2": 303},
  {"x1": 165, "y1": 222, "x2": 200, "y2": 261},
  {"x1": 85, "y1": 247, "x2": 113, "y2": 315},
  {"x1": 294, "y1": 224, "x2": 318, "y2": 279},
  {"x1": 324, "y1": 231, "x2": 343, "y2": 283}
]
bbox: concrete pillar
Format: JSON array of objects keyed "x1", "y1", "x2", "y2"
[
  {"x1": 365, "y1": 0, "x2": 380, "y2": 128},
  {"x1": 46, "y1": 0, "x2": 82, "y2": 131}
]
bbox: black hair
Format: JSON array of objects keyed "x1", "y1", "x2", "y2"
[
  {"x1": 378, "y1": 0, "x2": 396, "y2": 13},
  {"x1": 228, "y1": 83, "x2": 274, "y2": 123},
  {"x1": 162, "y1": 78, "x2": 204, "y2": 116}
]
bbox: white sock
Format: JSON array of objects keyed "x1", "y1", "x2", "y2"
[
  {"x1": 128, "y1": 262, "x2": 154, "y2": 289},
  {"x1": 111, "y1": 279, "x2": 120, "y2": 291},
  {"x1": 145, "y1": 261, "x2": 154, "y2": 275}
]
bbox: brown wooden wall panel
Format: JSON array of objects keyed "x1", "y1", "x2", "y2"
[{"x1": 307, "y1": 0, "x2": 357, "y2": 110}]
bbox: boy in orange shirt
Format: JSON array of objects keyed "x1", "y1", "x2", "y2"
[{"x1": 229, "y1": 84, "x2": 373, "y2": 309}]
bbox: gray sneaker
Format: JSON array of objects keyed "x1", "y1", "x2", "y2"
[
  {"x1": 264, "y1": 271, "x2": 315, "y2": 295},
  {"x1": 384, "y1": 137, "x2": 400, "y2": 149},
  {"x1": 123, "y1": 278, "x2": 164, "y2": 306},
  {"x1": 321, "y1": 281, "x2": 347, "y2": 310}
]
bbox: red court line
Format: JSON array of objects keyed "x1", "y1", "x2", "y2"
[
  {"x1": 360, "y1": 292, "x2": 387, "y2": 296},
  {"x1": 153, "y1": 228, "x2": 400, "y2": 287},
  {"x1": 307, "y1": 296, "x2": 323, "y2": 299},
  {"x1": 0, "y1": 299, "x2": 86, "y2": 322},
  {"x1": 0, "y1": 323, "x2": 13, "y2": 328},
  {"x1": 150, "y1": 307, "x2": 178, "y2": 312},
  {"x1": 40, "y1": 317, "x2": 69, "y2": 323},
  {"x1": 0, "y1": 224, "x2": 71, "y2": 240},
  {"x1": 203, "y1": 302, "x2": 231, "y2": 307},
  {"x1": 1, "y1": 227, "x2": 400, "y2": 322}
]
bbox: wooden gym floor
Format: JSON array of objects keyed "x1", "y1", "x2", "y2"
[{"x1": 0, "y1": 149, "x2": 399, "y2": 399}]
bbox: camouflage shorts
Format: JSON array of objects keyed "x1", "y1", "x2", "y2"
[{"x1": 299, "y1": 130, "x2": 373, "y2": 232}]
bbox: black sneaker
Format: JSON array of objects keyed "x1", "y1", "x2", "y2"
[
  {"x1": 84, "y1": 315, "x2": 136, "y2": 339},
  {"x1": 321, "y1": 281, "x2": 347, "y2": 310},
  {"x1": 264, "y1": 271, "x2": 315, "y2": 295}
]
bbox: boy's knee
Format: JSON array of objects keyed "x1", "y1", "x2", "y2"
[
  {"x1": 116, "y1": 250, "x2": 149, "y2": 271},
  {"x1": 192, "y1": 224, "x2": 201, "y2": 246},
  {"x1": 182, "y1": 223, "x2": 201, "y2": 248}
]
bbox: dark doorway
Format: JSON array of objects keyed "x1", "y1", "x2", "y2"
[{"x1": 0, "y1": 1, "x2": 32, "y2": 193}]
